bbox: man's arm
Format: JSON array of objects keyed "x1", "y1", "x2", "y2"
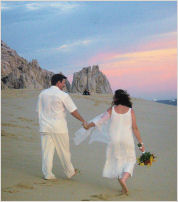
[
  {"x1": 63, "y1": 94, "x2": 88, "y2": 126},
  {"x1": 71, "y1": 110, "x2": 85, "y2": 123},
  {"x1": 71, "y1": 110, "x2": 88, "y2": 128}
]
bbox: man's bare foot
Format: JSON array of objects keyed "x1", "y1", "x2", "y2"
[
  {"x1": 71, "y1": 169, "x2": 80, "y2": 177},
  {"x1": 118, "y1": 179, "x2": 128, "y2": 194},
  {"x1": 43, "y1": 175, "x2": 56, "y2": 180}
]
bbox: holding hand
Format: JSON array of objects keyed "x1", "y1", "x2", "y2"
[
  {"x1": 139, "y1": 145, "x2": 145, "y2": 153},
  {"x1": 82, "y1": 121, "x2": 89, "y2": 129},
  {"x1": 82, "y1": 121, "x2": 95, "y2": 130},
  {"x1": 138, "y1": 143, "x2": 145, "y2": 153}
]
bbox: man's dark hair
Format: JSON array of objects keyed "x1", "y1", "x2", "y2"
[{"x1": 51, "y1": 74, "x2": 67, "y2": 85}]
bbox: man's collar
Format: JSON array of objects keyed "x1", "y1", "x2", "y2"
[{"x1": 51, "y1": 85, "x2": 60, "y2": 90}]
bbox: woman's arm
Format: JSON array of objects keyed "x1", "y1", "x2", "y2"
[
  {"x1": 131, "y1": 109, "x2": 145, "y2": 152},
  {"x1": 107, "y1": 107, "x2": 112, "y2": 116}
]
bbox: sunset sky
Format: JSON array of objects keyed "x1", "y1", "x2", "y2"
[{"x1": 1, "y1": 1, "x2": 177, "y2": 100}]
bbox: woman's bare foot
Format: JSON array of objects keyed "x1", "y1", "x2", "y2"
[
  {"x1": 118, "y1": 179, "x2": 128, "y2": 194},
  {"x1": 118, "y1": 190, "x2": 129, "y2": 197}
]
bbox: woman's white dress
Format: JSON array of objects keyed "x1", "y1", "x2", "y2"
[
  {"x1": 74, "y1": 106, "x2": 136, "y2": 179},
  {"x1": 103, "y1": 106, "x2": 136, "y2": 179}
]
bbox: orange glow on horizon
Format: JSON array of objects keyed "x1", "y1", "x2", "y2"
[{"x1": 98, "y1": 47, "x2": 177, "y2": 94}]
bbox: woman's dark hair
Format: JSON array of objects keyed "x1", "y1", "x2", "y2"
[
  {"x1": 112, "y1": 89, "x2": 132, "y2": 108},
  {"x1": 51, "y1": 74, "x2": 67, "y2": 85}
]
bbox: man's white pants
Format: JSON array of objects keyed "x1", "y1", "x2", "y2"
[{"x1": 40, "y1": 132, "x2": 75, "y2": 178}]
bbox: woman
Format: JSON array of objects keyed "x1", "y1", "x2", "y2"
[{"x1": 85, "y1": 89, "x2": 145, "y2": 195}]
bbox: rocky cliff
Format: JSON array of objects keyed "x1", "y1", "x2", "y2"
[
  {"x1": 71, "y1": 65, "x2": 113, "y2": 94},
  {"x1": 1, "y1": 41, "x2": 71, "y2": 92}
]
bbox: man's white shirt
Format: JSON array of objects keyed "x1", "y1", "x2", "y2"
[{"x1": 36, "y1": 86, "x2": 77, "y2": 133}]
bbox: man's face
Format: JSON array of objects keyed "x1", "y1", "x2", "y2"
[{"x1": 57, "y1": 79, "x2": 66, "y2": 90}]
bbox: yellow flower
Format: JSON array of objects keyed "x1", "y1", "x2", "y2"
[
  {"x1": 147, "y1": 163, "x2": 151, "y2": 167},
  {"x1": 140, "y1": 163, "x2": 144, "y2": 166},
  {"x1": 150, "y1": 156, "x2": 153, "y2": 163}
]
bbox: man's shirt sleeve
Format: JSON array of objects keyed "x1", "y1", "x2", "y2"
[{"x1": 63, "y1": 94, "x2": 77, "y2": 113}]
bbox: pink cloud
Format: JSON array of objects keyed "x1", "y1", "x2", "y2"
[
  {"x1": 101, "y1": 48, "x2": 177, "y2": 92},
  {"x1": 89, "y1": 32, "x2": 177, "y2": 65},
  {"x1": 89, "y1": 52, "x2": 119, "y2": 64},
  {"x1": 139, "y1": 32, "x2": 177, "y2": 51},
  {"x1": 87, "y1": 32, "x2": 177, "y2": 98}
]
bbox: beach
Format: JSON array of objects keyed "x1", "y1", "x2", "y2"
[{"x1": 1, "y1": 89, "x2": 177, "y2": 201}]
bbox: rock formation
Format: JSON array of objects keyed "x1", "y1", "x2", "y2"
[
  {"x1": 1, "y1": 40, "x2": 71, "y2": 92},
  {"x1": 71, "y1": 65, "x2": 113, "y2": 94}
]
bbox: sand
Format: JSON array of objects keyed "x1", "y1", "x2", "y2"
[{"x1": 1, "y1": 89, "x2": 177, "y2": 201}]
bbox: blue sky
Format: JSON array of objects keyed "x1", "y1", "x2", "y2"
[{"x1": 1, "y1": 1, "x2": 177, "y2": 100}]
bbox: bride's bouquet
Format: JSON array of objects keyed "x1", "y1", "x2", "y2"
[{"x1": 137, "y1": 152, "x2": 157, "y2": 167}]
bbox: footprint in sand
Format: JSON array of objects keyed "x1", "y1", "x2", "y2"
[
  {"x1": 2, "y1": 180, "x2": 56, "y2": 194},
  {"x1": 2, "y1": 123, "x2": 30, "y2": 129},
  {"x1": 2, "y1": 123, "x2": 18, "y2": 128},
  {"x1": 1, "y1": 130, "x2": 18, "y2": 139},
  {"x1": 90, "y1": 192, "x2": 127, "y2": 200},
  {"x1": 2, "y1": 183, "x2": 34, "y2": 194},
  {"x1": 34, "y1": 181, "x2": 52, "y2": 186},
  {"x1": 2, "y1": 187, "x2": 20, "y2": 194},
  {"x1": 15, "y1": 183, "x2": 34, "y2": 190},
  {"x1": 91, "y1": 194, "x2": 111, "y2": 200},
  {"x1": 34, "y1": 179, "x2": 59, "y2": 186},
  {"x1": 33, "y1": 178, "x2": 76, "y2": 188},
  {"x1": 18, "y1": 117, "x2": 34, "y2": 123}
]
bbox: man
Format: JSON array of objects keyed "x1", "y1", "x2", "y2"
[{"x1": 36, "y1": 74, "x2": 87, "y2": 179}]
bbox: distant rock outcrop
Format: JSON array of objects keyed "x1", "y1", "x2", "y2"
[
  {"x1": 64, "y1": 79, "x2": 71, "y2": 92},
  {"x1": 1, "y1": 40, "x2": 71, "y2": 92},
  {"x1": 71, "y1": 65, "x2": 113, "y2": 94},
  {"x1": 1, "y1": 41, "x2": 53, "y2": 89}
]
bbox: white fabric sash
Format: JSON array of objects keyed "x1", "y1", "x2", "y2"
[{"x1": 73, "y1": 112, "x2": 111, "y2": 145}]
